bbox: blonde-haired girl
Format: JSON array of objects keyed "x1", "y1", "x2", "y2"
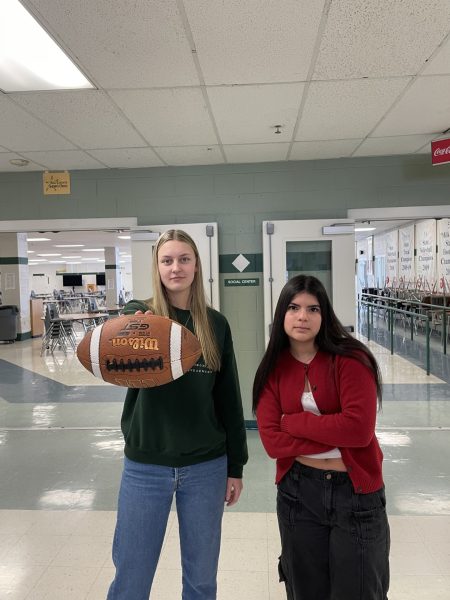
[{"x1": 108, "y1": 229, "x2": 248, "y2": 600}]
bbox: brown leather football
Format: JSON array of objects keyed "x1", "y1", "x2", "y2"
[{"x1": 76, "y1": 314, "x2": 202, "y2": 387}]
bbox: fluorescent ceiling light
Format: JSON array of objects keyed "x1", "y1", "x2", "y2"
[
  {"x1": 49, "y1": 260, "x2": 66, "y2": 263},
  {"x1": 61, "y1": 255, "x2": 82, "y2": 259},
  {"x1": 28, "y1": 258, "x2": 47, "y2": 262},
  {"x1": 37, "y1": 253, "x2": 61, "y2": 257},
  {"x1": 355, "y1": 227, "x2": 376, "y2": 232},
  {"x1": 27, "y1": 237, "x2": 51, "y2": 241},
  {"x1": 82, "y1": 248, "x2": 104, "y2": 252},
  {"x1": 54, "y1": 244, "x2": 85, "y2": 248},
  {"x1": 0, "y1": 0, "x2": 94, "y2": 92},
  {"x1": 65, "y1": 262, "x2": 81, "y2": 265},
  {"x1": 27, "y1": 250, "x2": 35, "y2": 253},
  {"x1": 118, "y1": 235, "x2": 131, "y2": 240}
]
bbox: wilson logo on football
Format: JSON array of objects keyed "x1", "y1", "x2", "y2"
[{"x1": 111, "y1": 337, "x2": 159, "y2": 351}]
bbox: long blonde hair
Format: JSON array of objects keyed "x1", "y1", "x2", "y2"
[{"x1": 146, "y1": 229, "x2": 221, "y2": 371}]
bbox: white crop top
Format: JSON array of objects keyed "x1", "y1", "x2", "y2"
[{"x1": 300, "y1": 391, "x2": 342, "y2": 459}]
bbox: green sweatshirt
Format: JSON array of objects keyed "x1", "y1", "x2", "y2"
[{"x1": 119, "y1": 300, "x2": 248, "y2": 478}]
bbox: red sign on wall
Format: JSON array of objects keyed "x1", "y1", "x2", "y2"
[{"x1": 431, "y1": 138, "x2": 450, "y2": 166}]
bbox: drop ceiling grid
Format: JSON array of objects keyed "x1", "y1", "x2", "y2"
[
  {"x1": 353, "y1": 134, "x2": 436, "y2": 157},
  {"x1": 155, "y1": 145, "x2": 223, "y2": 166},
  {"x1": 109, "y1": 88, "x2": 219, "y2": 147},
  {"x1": 373, "y1": 75, "x2": 450, "y2": 136},
  {"x1": 0, "y1": 96, "x2": 76, "y2": 152},
  {"x1": 224, "y1": 143, "x2": 289, "y2": 163},
  {"x1": 10, "y1": 91, "x2": 148, "y2": 149},
  {"x1": 312, "y1": 0, "x2": 450, "y2": 80},
  {"x1": 291, "y1": 139, "x2": 362, "y2": 161},
  {"x1": 296, "y1": 78, "x2": 411, "y2": 141},
  {"x1": 184, "y1": 0, "x2": 326, "y2": 85},
  {"x1": 0, "y1": 1, "x2": 449, "y2": 170},
  {"x1": 422, "y1": 35, "x2": 450, "y2": 75},
  {"x1": 207, "y1": 83, "x2": 305, "y2": 144},
  {"x1": 18, "y1": 150, "x2": 106, "y2": 171},
  {"x1": 87, "y1": 148, "x2": 164, "y2": 169},
  {"x1": 23, "y1": 0, "x2": 199, "y2": 88}
]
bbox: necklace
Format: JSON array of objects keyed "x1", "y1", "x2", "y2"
[{"x1": 184, "y1": 312, "x2": 192, "y2": 328}]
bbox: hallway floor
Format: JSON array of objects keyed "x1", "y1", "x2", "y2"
[{"x1": 0, "y1": 328, "x2": 449, "y2": 599}]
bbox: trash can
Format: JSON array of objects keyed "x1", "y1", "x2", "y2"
[{"x1": 0, "y1": 305, "x2": 19, "y2": 342}]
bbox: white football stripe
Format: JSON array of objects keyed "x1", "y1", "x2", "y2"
[
  {"x1": 170, "y1": 322, "x2": 183, "y2": 380},
  {"x1": 90, "y1": 324, "x2": 104, "y2": 379}
]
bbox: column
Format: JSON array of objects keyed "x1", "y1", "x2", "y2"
[
  {"x1": 104, "y1": 246, "x2": 121, "y2": 308},
  {"x1": 0, "y1": 232, "x2": 30, "y2": 339}
]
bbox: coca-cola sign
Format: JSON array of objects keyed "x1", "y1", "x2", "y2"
[{"x1": 431, "y1": 138, "x2": 450, "y2": 166}]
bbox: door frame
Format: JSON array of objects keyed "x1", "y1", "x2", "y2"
[{"x1": 262, "y1": 218, "x2": 355, "y2": 345}]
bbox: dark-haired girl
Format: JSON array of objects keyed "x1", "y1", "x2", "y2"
[{"x1": 253, "y1": 275, "x2": 389, "y2": 600}]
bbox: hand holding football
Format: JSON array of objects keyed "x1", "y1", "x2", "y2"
[{"x1": 76, "y1": 314, "x2": 202, "y2": 387}]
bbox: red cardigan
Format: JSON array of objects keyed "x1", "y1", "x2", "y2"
[{"x1": 256, "y1": 349, "x2": 384, "y2": 494}]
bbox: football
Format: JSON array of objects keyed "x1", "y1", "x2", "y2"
[{"x1": 76, "y1": 314, "x2": 202, "y2": 388}]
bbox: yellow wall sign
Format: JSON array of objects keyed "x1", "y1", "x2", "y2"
[{"x1": 43, "y1": 171, "x2": 71, "y2": 195}]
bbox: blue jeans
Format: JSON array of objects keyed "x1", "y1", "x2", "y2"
[{"x1": 107, "y1": 454, "x2": 228, "y2": 600}]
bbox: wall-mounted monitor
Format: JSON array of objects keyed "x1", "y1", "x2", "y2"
[
  {"x1": 62, "y1": 274, "x2": 82, "y2": 287},
  {"x1": 96, "y1": 273, "x2": 106, "y2": 286}
]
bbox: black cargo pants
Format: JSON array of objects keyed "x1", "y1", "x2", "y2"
[{"x1": 277, "y1": 461, "x2": 390, "y2": 600}]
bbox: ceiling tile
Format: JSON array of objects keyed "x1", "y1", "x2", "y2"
[
  {"x1": 224, "y1": 143, "x2": 289, "y2": 163},
  {"x1": 290, "y1": 139, "x2": 361, "y2": 160},
  {"x1": 20, "y1": 150, "x2": 106, "y2": 170},
  {"x1": 22, "y1": 0, "x2": 199, "y2": 88},
  {"x1": 422, "y1": 36, "x2": 450, "y2": 75},
  {"x1": 313, "y1": 0, "x2": 450, "y2": 79},
  {"x1": 11, "y1": 91, "x2": 146, "y2": 149},
  {"x1": 296, "y1": 79, "x2": 409, "y2": 140},
  {"x1": 208, "y1": 83, "x2": 304, "y2": 144},
  {"x1": 156, "y1": 146, "x2": 223, "y2": 166},
  {"x1": 0, "y1": 96, "x2": 75, "y2": 151},
  {"x1": 373, "y1": 75, "x2": 450, "y2": 136},
  {"x1": 109, "y1": 88, "x2": 218, "y2": 146},
  {"x1": 88, "y1": 148, "x2": 164, "y2": 169},
  {"x1": 184, "y1": 0, "x2": 325, "y2": 84},
  {"x1": 353, "y1": 134, "x2": 436, "y2": 157}
]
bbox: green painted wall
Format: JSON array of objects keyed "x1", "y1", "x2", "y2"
[{"x1": 2, "y1": 154, "x2": 450, "y2": 418}]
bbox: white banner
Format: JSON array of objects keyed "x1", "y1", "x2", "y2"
[
  {"x1": 437, "y1": 218, "x2": 450, "y2": 291},
  {"x1": 385, "y1": 230, "x2": 398, "y2": 287},
  {"x1": 373, "y1": 233, "x2": 387, "y2": 287},
  {"x1": 415, "y1": 219, "x2": 436, "y2": 290},
  {"x1": 398, "y1": 225, "x2": 414, "y2": 284}
]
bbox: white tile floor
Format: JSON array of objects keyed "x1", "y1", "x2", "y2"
[
  {"x1": 1, "y1": 333, "x2": 450, "y2": 599},
  {"x1": 1, "y1": 511, "x2": 450, "y2": 599}
]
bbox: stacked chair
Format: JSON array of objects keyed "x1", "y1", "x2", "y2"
[{"x1": 40, "y1": 303, "x2": 77, "y2": 355}]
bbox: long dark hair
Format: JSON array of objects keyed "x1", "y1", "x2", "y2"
[{"x1": 252, "y1": 275, "x2": 382, "y2": 412}]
